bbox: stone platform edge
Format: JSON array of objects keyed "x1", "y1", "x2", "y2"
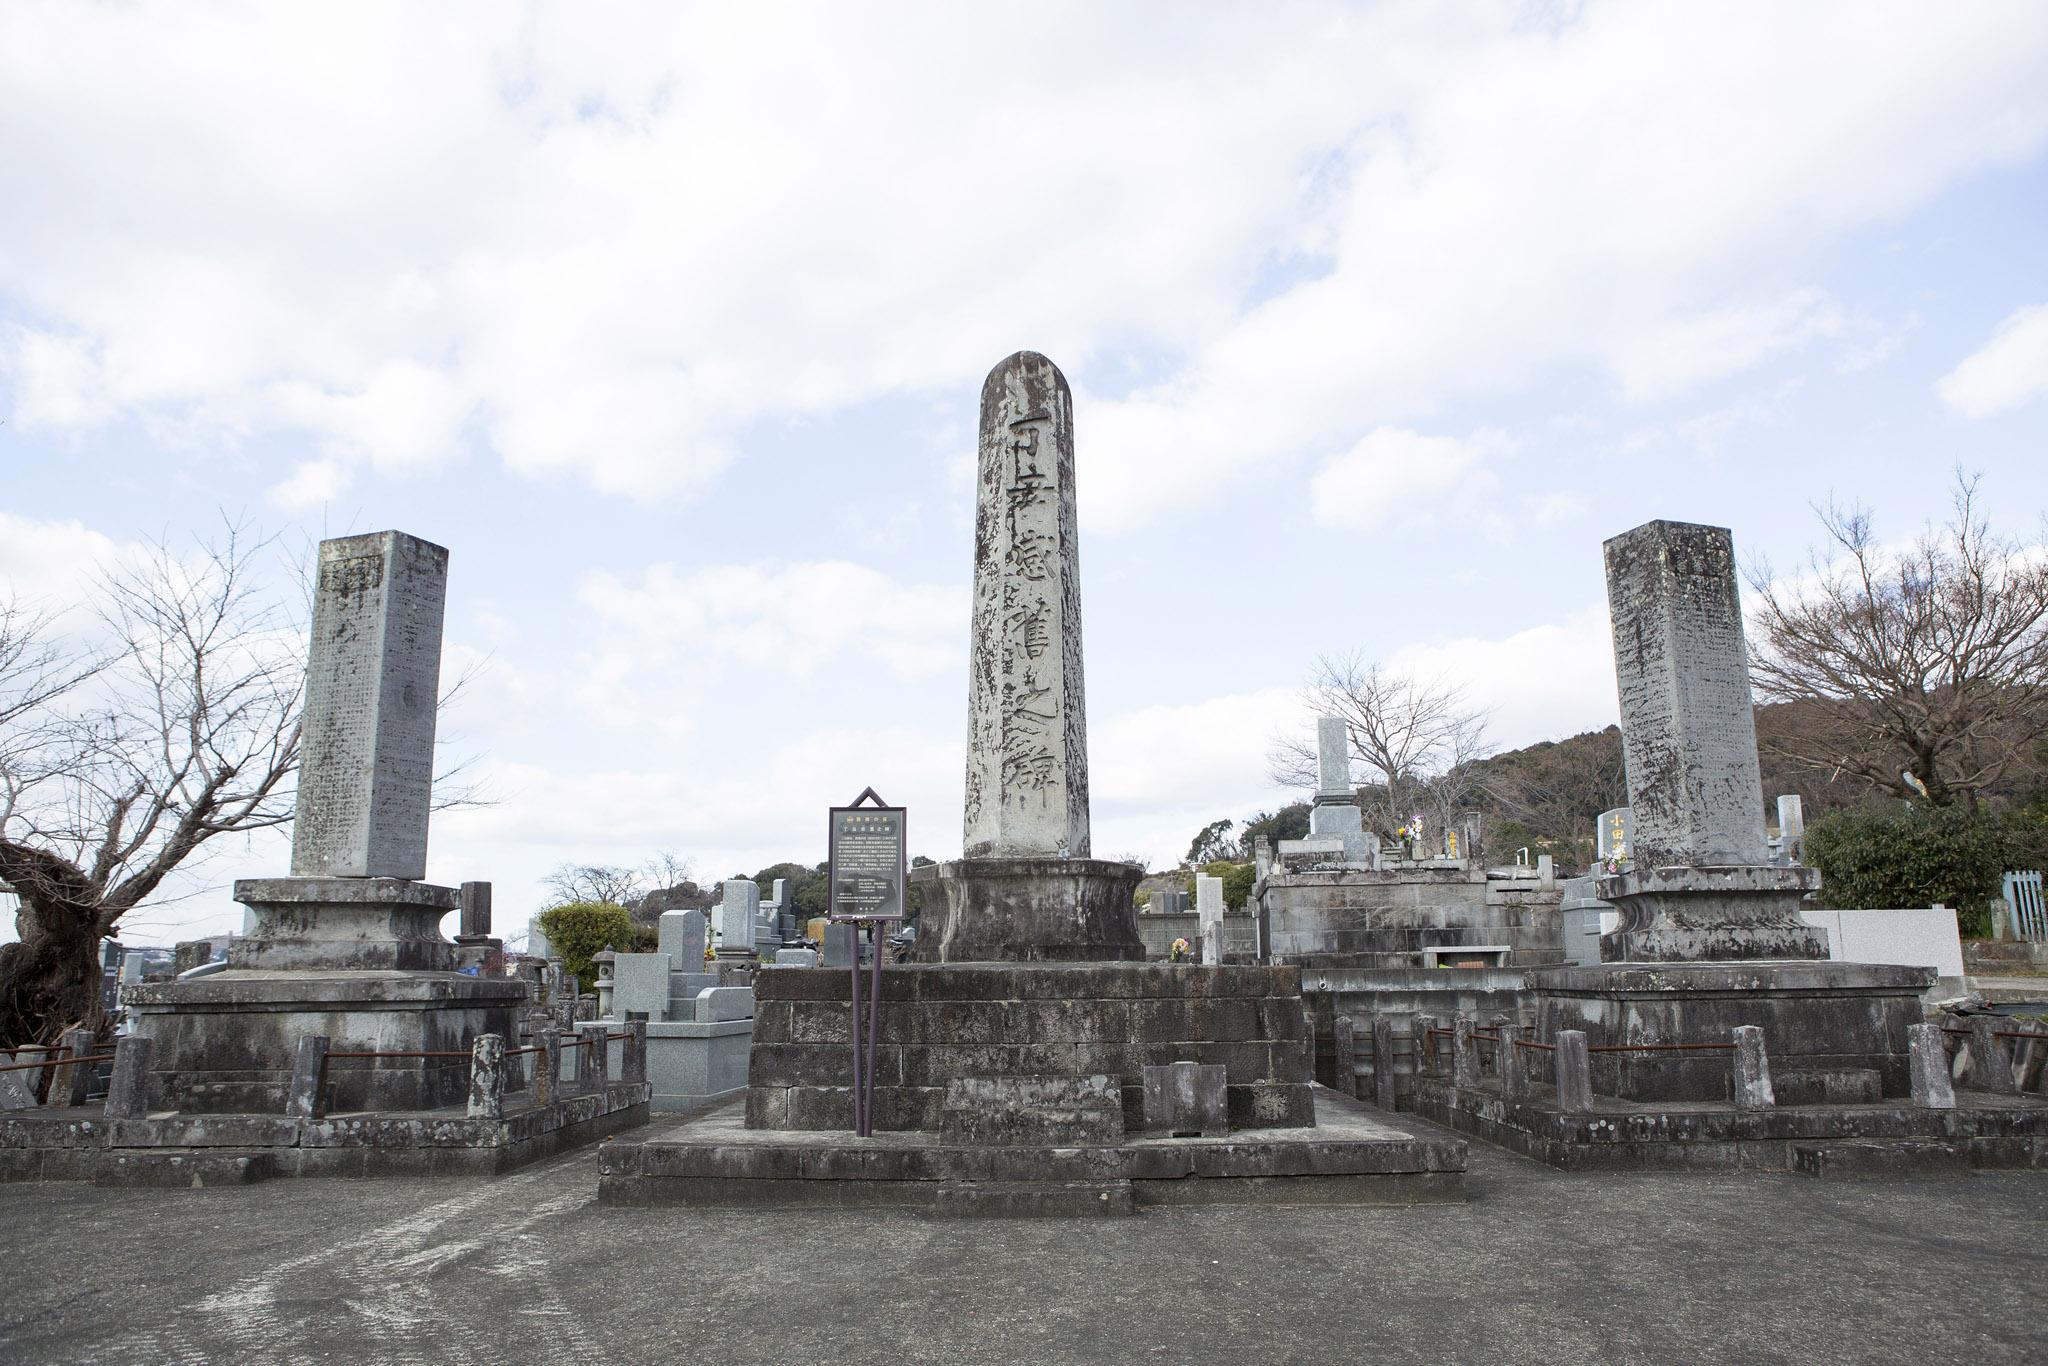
[
  {"x1": 0, "y1": 1082, "x2": 650, "y2": 1183},
  {"x1": 597, "y1": 1087, "x2": 1466, "y2": 1211},
  {"x1": 1407, "y1": 1075, "x2": 2048, "y2": 1172}
]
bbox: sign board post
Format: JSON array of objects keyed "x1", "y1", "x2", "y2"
[{"x1": 828, "y1": 787, "x2": 905, "y2": 1138}]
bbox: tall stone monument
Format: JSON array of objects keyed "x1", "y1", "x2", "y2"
[
  {"x1": 124, "y1": 531, "x2": 524, "y2": 1112},
  {"x1": 1593, "y1": 521, "x2": 1825, "y2": 961},
  {"x1": 1532, "y1": 519, "x2": 1929, "y2": 1101},
  {"x1": 913, "y1": 352, "x2": 1142, "y2": 961}
]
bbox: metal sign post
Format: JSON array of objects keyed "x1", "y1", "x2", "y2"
[{"x1": 828, "y1": 787, "x2": 906, "y2": 1138}]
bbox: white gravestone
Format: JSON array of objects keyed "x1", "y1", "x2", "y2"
[
  {"x1": 1197, "y1": 874, "x2": 1225, "y2": 966},
  {"x1": 1596, "y1": 807, "x2": 1631, "y2": 863},
  {"x1": 290, "y1": 531, "x2": 448, "y2": 880},
  {"x1": 715, "y1": 880, "x2": 759, "y2": 960}
]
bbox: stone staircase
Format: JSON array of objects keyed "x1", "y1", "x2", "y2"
[{"x1": 1964, "y1": 940, "x2": 2048, "y2": 978}]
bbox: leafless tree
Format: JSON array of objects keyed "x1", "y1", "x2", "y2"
[
  {"x1": 541, "y1": 863, "x2": 647, "y2": 908},
  {"x1": 1746, "y1": 473, "x2": 2048, "y2": 809},
  {"x1": 0, "y1": 523, "x2": 304, "y2": 1047},
  {"x1": 1268, "y1": 655, "x2": 1495, "y2": 841}
]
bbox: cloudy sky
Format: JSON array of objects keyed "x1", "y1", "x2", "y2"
[{"x1": 4, "y1": 2, "x2": 2047, "y2": 945}]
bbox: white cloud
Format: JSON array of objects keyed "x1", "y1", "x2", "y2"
[
  {"x1": 1309, "y1": 427, "x2": 1512, "y2": 530},
  {"x1": 1388, "y1": 605, "x2": 1618, "y2": 751},
  {"x1": 1937, "y1": 303, "x2": 2048, "y2": 417},
  {"x1": 0, "y1": 511, "x2": 124, "y2": 625},
  {"x1": 578, "y1": 559, "x2": 967, "y2": 680},
  {"x1": 4, "y1": 4, "x2": 2042, "y2": 523}
]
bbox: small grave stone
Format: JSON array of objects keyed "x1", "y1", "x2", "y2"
[
  {"x1": 1141, "y1": 1061, "x2": 1227, "y2": 1137},
  {"x1": 1196, "y1": 874, "x2": 1224, "y2": 965},
  {"x1": 694, "y1": 986, "x2": 755, "y2": 1022},
  {"x1": 610, "y1": 953, "x2": 674, "y2": 1020},
  {"x1": 0, "y1": 1068, "x2": 37, "y2": 1111},
  {"x1": 822, "y1": 922, "x2": 858, "y2": 969},
  {"x1": 1731, "y1": 1025, "x2": 1774, "y2": 1110},
  {"x1": 1907, "y1": 1023, "x2": 1956, "y2": 1109},
  {"x1": 774, "y1": 947, "x2": 820, "y2": 967},
  {"x1": 458, "y1": 881, "x2": 492, "y2": 939},
  {"x1": 716, "y1": 880, "x2": 759, "y2": 960},
  {"x1": 658, "y1": 908, "x2": 707, "y2": 965}
]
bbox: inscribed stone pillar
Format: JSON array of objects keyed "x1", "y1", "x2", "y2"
[
  {"x1": 1592, "y1": 520, "x2": 1824, "y2": 961},
  {"x1": 1603, "y1": 522, "x2": 1766, "y2": 868},
  {"x1": 291, "y1": 530, "x2": 448, "y2": 880},
  {"x1": 913, "y1": 352, "x2": 1142, "y2": 963},
  {"x1": 963, "y1": 351, "x2": 1090, "y2": 860}
]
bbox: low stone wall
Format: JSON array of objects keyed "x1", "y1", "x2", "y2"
[
  {"x1": 1300, "y1": 966, "x2": 1531, "y2": 1099},
  {"x1": 746, "y1": 963, "x2": 1314, "y2": 1132},
  {"x1": 1136, "y1": 911, "x2": 1256, "y2": 961},
  {"x1": 1258, "y1": 868, "x2": 1563, "y2": 969}
]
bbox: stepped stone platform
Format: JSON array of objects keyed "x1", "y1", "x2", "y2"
[
  {"x1": 0, "y1": 1081, "x2": 649, "y2": 1185},
  {"x1": 599, "y1": 1085, "x2": 1466, "y2": 1212},
  {"x1": 745, "y1": 963, "x2": 1315, "y2": 1133},
  {"x1": 1408, "y1": 1073, "x2": 2048, "y2": 1172}
]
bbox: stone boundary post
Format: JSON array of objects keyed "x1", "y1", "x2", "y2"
[
  {"x1": 1908, "y1": 1023, "x2": 1957, "y2": 1109},
  {"x1": 1555, "y1": 1030, "x2": 1593, "y2": 1113},
  {"x1": 1497, "y1": 1019, "x2": 1527, "y2": 1100},
  {"x1": 1731, "y1": 1025, "x2": 1775, "y2": 1110},
  {"x1": 536, "y1": 1028, "x2": 561, "y2": 1108},
  {"x1": 1372, "y1": 1017, "x2": 1397, "y2": 1110},
  {"x1": 53, "y1": 1027, "x2": 95, "y2": 1108},
  {"x1": 580, "y1": 1022, "x2": 610, "y2": 1093},
  {"x1": 1332, "y1": 1016, "x2": 1357, "y2": 1098},
  {"x1": 284, "y1": 1035, "x2": 330, "y2": 1120},
  {"x1": 104, "y1": 1036, "x2": 152, "y2": 1119},
  {"x1": 623, "y1": 1012, "x2": 649, "y2": 1085},
  {"x1": 1414, "y1": 1014, "x2": 1438, "y2": 1076},
  {"x1": 1452, "y1": 1016, "x2": 1480, "y2": 1089},
  {"x1": 1966, "y1": 1017, "x2": 2016, "y2": 1093},
  {"x1": 467, "y1": 1033, "x2": 505, "y2": 1120}
]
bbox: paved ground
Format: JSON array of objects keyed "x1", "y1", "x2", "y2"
[{"x1": 2, "y1": 1125, "x2": 2043, "y2": 1365}]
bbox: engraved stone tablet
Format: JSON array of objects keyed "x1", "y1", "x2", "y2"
[
  {"x1": 290, "y1": 530, "x2": 448, "y2": 879},
  {"x1": 1603, "y1": 521, "x2": 1768, "y2": 867},
  {"x1": 962, "y1": 352, "x2": 1091, "y2": 860}
]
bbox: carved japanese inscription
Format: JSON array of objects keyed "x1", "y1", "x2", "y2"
[{"x1": 962, "y1": 352, "x2": 1091, "y2": 859}]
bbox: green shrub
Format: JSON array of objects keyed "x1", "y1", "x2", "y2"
[
  {"x1": 536, "y1": 901, "x2": 636, "y2": 982},
  {"x1": 1805, "y1": 804, "x2": 2009, "y2": 937}
]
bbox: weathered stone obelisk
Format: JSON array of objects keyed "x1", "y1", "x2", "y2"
[
  {"x1": 1594, "y1": 520, "x2": 1825, "y2": 961},
  {"x1": 914, "y1": 352, "x2": 1143, "y2": 961},
  {"x1": 1531, "y1": 519, "x2": 1929, "y2": 1102},
  {"x1": 124, "y1": 531, "x2": 524, "y2": 1113}
]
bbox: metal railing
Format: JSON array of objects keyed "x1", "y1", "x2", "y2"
[{"x1": 2003, "y1": 869, "x2": 2045, "y2": 940}]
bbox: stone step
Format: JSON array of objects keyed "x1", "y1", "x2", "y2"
[
  {"x1": 95, "y1": 1149, "x2": 278, "y2": 1188},
  {"x1": 1791, "y1": 1140, "x2": 1971, "y2": 1179},
  {"x1": 930, "y1": 1179, "x2": 1135, "y2": 1218}
]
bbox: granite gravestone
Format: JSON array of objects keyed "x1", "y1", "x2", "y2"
[
  {"x1": 1306, "y1": 716, "x2": 1370, "y2": 861},
  {"x1": 911, "y1": 353, "x2": 1143, "y2": 962},
  {"x1": 659, "y1": 908, "x2": 707, "y2": 965},
  {"x1": 1593, "y1": 521, "x2": 1824, "y2": 961},
  {"x1": 715, "y1": 880, "x2": 760, "y2": 961},
  {"x1": 1596, "y1": 807, "x2": 1631, "y2": 863},
  {"x1": 122, "y1": 530, "x2": 524, "y2": 1113}
]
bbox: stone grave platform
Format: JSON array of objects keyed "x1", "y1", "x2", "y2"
[
  {"x1": 0, "y1": 1080, "x2": 649, "y2": 1185},
  {"x1": 745, "y1": 962, "x2": 1316, "y2": 1132},
  {"x1": 1530, "y1": 960, "x2": 1933, "y2": 1103},
  {"x1": 599, "y1": 1085, "x2": 1465, "y2": 1213},
  {"x1": 1407, "y1": 1072, "x2": 2048, "y2": 1173}
]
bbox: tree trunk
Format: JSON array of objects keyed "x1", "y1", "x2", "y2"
[{"x1": 0, "y1": 894, "x2": 108, "y2": 1049}]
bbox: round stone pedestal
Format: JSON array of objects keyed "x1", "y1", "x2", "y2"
[
  {"x1": 1596, "y1": 864, "x2": 1827, "y2": 962},
  {"x1": 911, "y1": 857, "x2": 1143, "y2": 962}
]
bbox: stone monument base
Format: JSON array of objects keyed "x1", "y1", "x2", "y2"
[
  {"x1": 1596, "y1": 865, "x2": 1826, "y2": 962},
  {"x1": 910, "y1": 858, "x2": 1144, "y2": 962},
  {"x1": 231, "y1": 877, "x2": 463, "y2": 972},
  {"x1": 1530, "y1": 960, "x2": 1933, "y2": 1103},
  {"x1": 124, "y1": 971, "x2": 526, "y2": 1113},
  {"x1": 747, "y1": 963, "x2": 1314, "y2": 1131}
]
